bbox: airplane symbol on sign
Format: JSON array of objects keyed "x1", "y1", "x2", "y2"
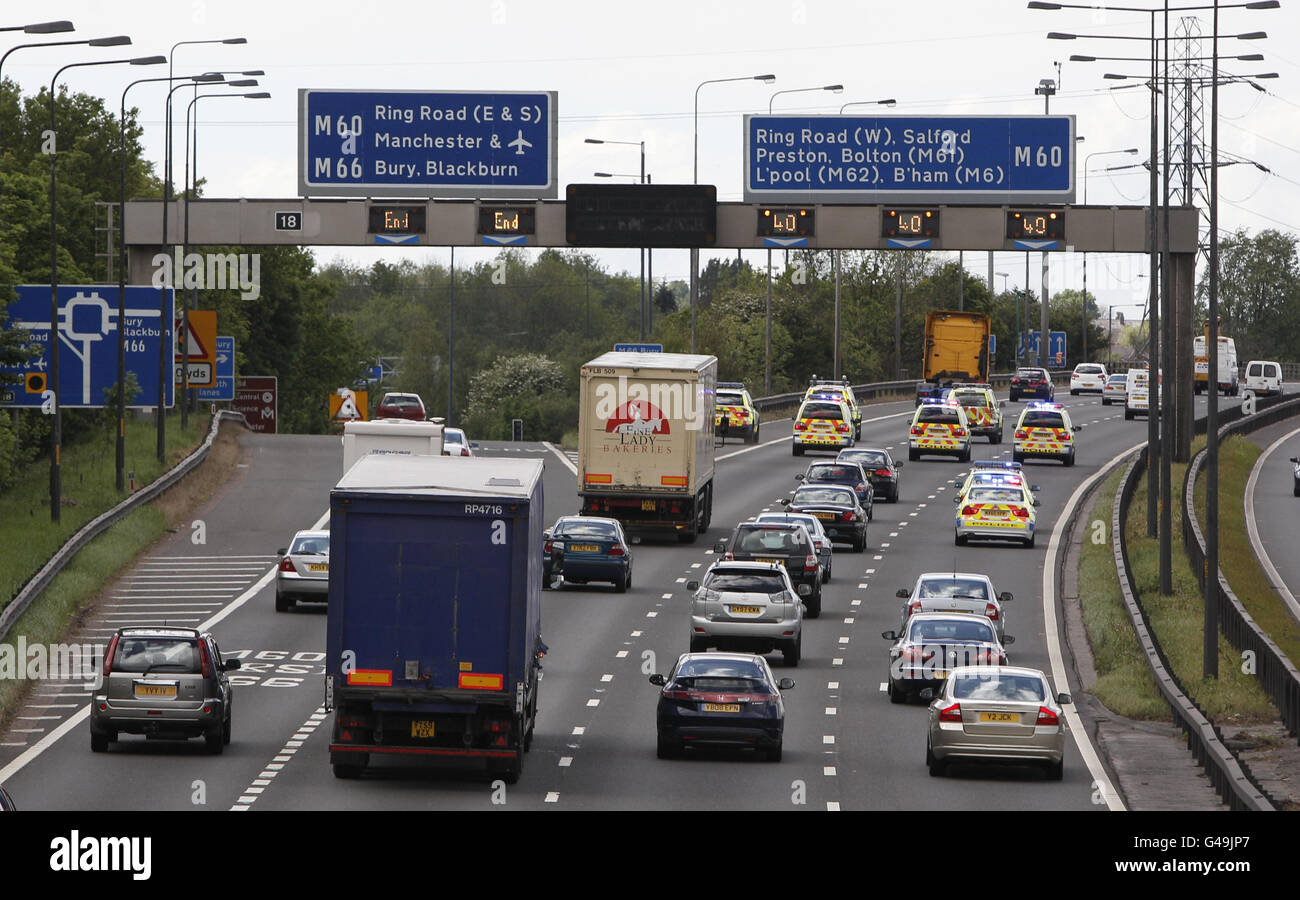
[{"x1": 508, "y1": 130, "x2": 532, "y2": 155}]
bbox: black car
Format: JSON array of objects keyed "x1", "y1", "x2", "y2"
[
  {"x1": 837, "y1": 447, "x2": 902, "y2": 503},
  {"x1": 785, "y1": 484, "x2": 867, "y2": 553},
  {"x1": 650, "y1": 652, "x2": 795, "y2": 762},
  {"x1": 798, "y1": 461, "x2": 875, "y2": 519},
  {"x1": 881, "y1": 613, "x2": 1012, "y2": 704},
  {"x1": 1009, "y1": 367, "x2": 1054, "y2": 402},
  {"x1": 1290, "y1": 456, "x2": 1300, "y2": 496},
  {"x1": 716, "y1": 521, "x2": 823, "y2": 617}
]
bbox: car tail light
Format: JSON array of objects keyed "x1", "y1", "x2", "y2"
[
  {"x1": 198, "y1": 639, "x2": 212, "y2": 679},
  {"x1": 856, "y1": 482, "x2": 867, "y2": 493},
  {"x1": 609, "y1": 545, "x2": 625, "y2": 556},
  {"x1": 875, "y1": 469, "x2": 892, "y2": 477},
  {"x1": 984, "y1": 603, "x2": 999, "y2": 620},
  {"x1": 102, "y1": 633, "x2": 120, "y2": 676},
  {"x1": 910, "y1": 426, "x2": 923, "y2": 436},
  {"x1": 841, "y1": 511, "x2": 855, "y2": 521},
  {"x1": 901, "y1": 647, "x2": 922, "y2": 662},
  {"x1": 1036, "y1": 706, "x2": 1060, "y2": 726},
  {"x1": 664, "y1": 690, "x2": 693, "y2": 700},
  {"x1": 279, "y1": 556, "x2": 295, "y2": 572},
  {"x1": 724, "y1": 552, "x2": 735, "y2": 560},
  {"x1": 1014, "y1": 430, "x2": 1027, "y2": 440},
  {"x1": 1011, "y1": 507, "x2": 1030, "y2": 519},
  {"x1": 962, "y1": 505, "x2": 977, "y2": 516},
  {"x1": 907, "y1": 600, "x2": 922, "y2": 616},
  {"x1": 836, "y1": 422, "x2": 849, "y2": 433},
  {"x1": 794, "y1": 421, "x2": 807, "y2": 431},
  {"x1": 956, "y1": 429, "x2": 967, "y2": 437},
  {"x1": 804, "y1": 554, "x2": 818, "y2": 572},
  {"x1": 939, "y1": 703, "x2": 962, "y2": 722}
]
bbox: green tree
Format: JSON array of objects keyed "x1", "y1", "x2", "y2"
[
  {"x1": 464, "y1": 352, "x2": 571, "y2": 441},
  {"x1": 1200, "y1": 228, "x2": 1300, "y2": 361}
]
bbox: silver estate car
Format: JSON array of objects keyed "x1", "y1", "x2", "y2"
[
  {"x1": 926, "y1": 665, "x2": 1072, "y2": 780},
  {"x1": 276, "y1": 529, "x2": 329, "y2": 612},
  {"x1": 896, "y1": 572, "x2": 1013, "y2": 643},
  {"x1": 687, "y1": 561, "x2": 804, "y2": 667},
  {"x1": 90, "y1": 626, "x2": 241, "y2": 754}
]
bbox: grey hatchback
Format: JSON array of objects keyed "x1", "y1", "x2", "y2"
[{"x1": 90, "y1": 626, "x2": 241, "y2": 754}]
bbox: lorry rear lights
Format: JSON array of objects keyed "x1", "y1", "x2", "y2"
[
  {"x1": 661, "y1": 475, "x2": 687, "y2": 487},
  {"x1": 458, "y1": 672, "x2": 504, "y2": 690},
  {"x1": 585, "y1": 473, "x2": 613, "y2": 484},
  {"x1": 347, "y1": 669, "x2": 394, "y2": 687}
]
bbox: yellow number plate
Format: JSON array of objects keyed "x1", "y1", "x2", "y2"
[
  {"x1": 813, "y1": 512, "x2": 835, "y2": 520},
  {"x1": 728, "y1": 605, "x2": 762, "y2": 615},
  {"x1": 979, "y1": 712, "x2": 1020, "y2": 723},
  {"x1": 569, "y1": 544, "x2": 599, "y2": 552},
  {"x1": 702, "y1": 703, "x2": 741, "y2": 713},
  {"x1": 755, "y1": 557, "x2": 784, "y2": 566},
  {"x1": 410, "y1": 720, "x2": 436, "y2": 738},
  {"x1": 307, "y1": 563, "x2": 329, "y2": 571},
  {"x1": 134, "y1": 683, "x2": 176, "y2": 698},
  {"x1": 641, "y1": 499, "x2": 656, "y2": 511}
]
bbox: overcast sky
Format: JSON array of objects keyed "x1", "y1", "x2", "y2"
[{"x1": 6, "y1": 0, "x2": 1298, "y2": 314}]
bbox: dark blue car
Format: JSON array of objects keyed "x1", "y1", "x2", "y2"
[
  {"x1": 649, "y1": 652, "x2": 795, "y2": 761},
  {"x1": 543, "y1": 516, "x2": 632, "y2": 592}
]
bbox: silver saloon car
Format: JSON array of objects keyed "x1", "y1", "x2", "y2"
[
  {"x1": 926, "y1": 665, "x2": 1071, "y2": 780},
  {"x1": 276, "y1": 529, "x2": 330, "y2": 612}
]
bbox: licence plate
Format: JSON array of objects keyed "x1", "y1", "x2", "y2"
[
  {"x1": 641, "y1": 499, "x2": 656, "y2": 511},
  {"x1": 813, "y1": 512, "x2": 835, "y2": 520},
  {"x1": 979, "y1": 712, "x2": 1019, "y2": 723},
  {"x1": 933, "y1": 671, "x2": 947, "y2": 680},
  {"x1": 729, "y1": 605, "x2": 762, "y2": 615},
  {"x1": 702, "y1": 703, "x2": 741, "y2": 713},
  {"x1": 410, "y1": 720, "x2": 436, "y2": 738},
  {"x1": 986, "y1": 509, "x2": 1007, "y2": 517},
  {"x1": 569, "y1": 544, "x2": 599, "y2": 552},
  {"x1": 134, "y1": 683, "x2": 176, "y2": 698},
  {"x1": 307, "y1": 562, "x2": 329, "y2": 571},
  {"x1": 755, "y1": 557, "x2": 784, "y2": 566}
]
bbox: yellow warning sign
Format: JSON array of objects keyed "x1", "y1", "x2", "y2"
[{"x1": 329, "y1": 388, "x2": 368, "y2": 422}]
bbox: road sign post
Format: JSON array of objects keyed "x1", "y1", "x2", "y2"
[{"x1": 0, "y1": 285, "x2": 174, "y2": 409}]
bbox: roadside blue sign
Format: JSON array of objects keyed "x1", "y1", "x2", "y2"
[
  {"x1": 988, "y1": 334, "x2": 996, "y2": 356},
  {"x1": 1019, "y1": 330, "x2": 1067, "y2": 366},
  {"x1": 744, "y1": 115, "x2": 1075, "y2": 203},
  {"x1": 0, "y1": 285, "x2": 174, "y2": 408},
  {"x1": 614, "y1": 343, "x2": 664, "y2": 353},
  {"x1": 298, "y1": 89, "x2": 558, "y2": 199},
  {"x1": 197, "y1": 336, "x2": 235, "y2": 402}
]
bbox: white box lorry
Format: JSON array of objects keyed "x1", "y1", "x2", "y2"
[
  {"x1": 578, "y1": 352, "x2": 718, "y2": 542},
  {"x1": 342, "y1": 419, "x2": 444, "y2": 475}
]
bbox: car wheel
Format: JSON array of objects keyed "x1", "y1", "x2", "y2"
[
  {"x1": 824, "y1": 558, "x2": 832, "y2": 582},
  {"x1": 204, "y1": 724, "x2": 224, "y2": 755},
  {"x1": 1102, "y1": 397, "x2": 1110, "y2": 406},
  {"x1": 927, "y1": 742, "x2": 946, "y2": 777},
  {"x1": 1065, "y1": 451, "x2": 1075, "y2": 467},
  {"x1": 1024, "y1": 533, "x2": 1036, "y2": 549},
  {"x1": 677, "y1": 532, "x2": 697, "y2": 544},
  {"x1": 767, "y1": 741, "x2": 784, "y2": 762},
  {"x1": 615, "y1": 571, "x2": 628, "y2": 593},
  {"x1": 960, "y1": 446, "x2": 971, "y2": 462},
  {"x1": 792, "y1": 444, "x2": 804, "y2": 457},
  {"x1": 223, "y1": 714, "x2": 232, "y2": 745},
  {"x1": 1013, "y1": 451, "x2": 1024, "y2": 464},
  {"x1": 1294, "y1": 482, "x2": 1300, "y2": 497},
  {"x1": 891, "y1": 487, "x2": 900, "y2": 503},
  {"x1": 657, "y1": 730, "x2": 678, "y2": 760},
  {"x1": 1124, "y1": 409, "x2": 1133, "y2": 420},
  {"x1": 955, "y1": 532, "x2": 968, "y2": 546},
  {"x1": 275, "y1": 592, "x2": 293, "y2": 613},
  {"x1": 90, "y1": 731, "x2": 109, "y2": 753},
  {"x1": 783, "y1": 633, "x2": 802, "y2": 667},
  {"x1": 889, "y1": 680, "x2": 907, "y2": 704},
  {"x1": 1070, "y1": 389, "x2": 1078, "y2": 396},
  {"x1": 1046, "y1": 758, "x2": 1064, "y2": 781},
  {"x1": 1009, "y1": 391, "x2": 1019, "y2": 402},
  {"x1": 332, "y1": 764, "x2": 363, "y2": 779},
  {"x1": 805, "y1": 591, "x2": 821, "y2": 620},
  {"x1": 908, "y1": 448, "x2": 919, "y2": 462},
  {"x1": 853, "y1": 532, "x2": 866, "y2": 553}
]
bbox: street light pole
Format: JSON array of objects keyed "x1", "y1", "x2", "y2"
[
  {"x1": 693, "y1": 74, "x2": 775, "y2": 354},
  {"x1": 586, "y1": 137, "x2": 647, "y2": 339},
  {"x1": 1083, "y1": 147, "x2": 1139, "y2": 370}
]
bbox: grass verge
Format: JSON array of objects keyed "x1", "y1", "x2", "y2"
[
  {"x1": 0, "y1": 411, "x2": 204, "y2": 613},
  {"x1": 1077, "y1": 465, "x2": 1169, "y2": 719},
  {"x1": 1193, "y1": 435, "x2": 1300, "y2": 668}
]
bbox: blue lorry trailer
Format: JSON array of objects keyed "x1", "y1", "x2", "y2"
[{"x1": 325, "y1": 454, "x2": 544, "y2": 783}]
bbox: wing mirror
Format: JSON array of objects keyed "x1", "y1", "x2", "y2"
[
  {"x1": 1003, "y1": 635, "x2": 1016, "y2": 645},
  {"x1": 777, "y1": 678, "x2": 796, "y2": 691},
  {"x1": 881, "y1": 630, "x2": 898, "y2": 640},
  {"x1": 919, "y1": 687, "x2": 937, "y2": 701},
  {"x1": 648, "y1": 674, "x2": 667, "y2": 686},
  {"x1": 896, "y1": 588, "x2": 910, "y2": 599},
  {"x1": 713, "y1": 539, "x2": 727, "y2": 553},
  {"x1": 686, "y1": 580, "x2": 700, "y2": 591},
  {"x1": 1057, "y1": 692, "x2": 1072, "y2": 705},
  {"x1": 276, "y1": 548, "x2": 287, "y2": 556},
  {"x1": 999, "y1": 591, "x2": 1014, "y2": 603}
]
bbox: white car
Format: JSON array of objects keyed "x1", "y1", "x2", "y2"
[
  {"x1": 895, "y1": 572, "x2": 1013, "y2": 643},
  {"x1": 442, "y1": 427, "x2": 476, "y2": 457},
  {"x1": 1101, "y1": 372, "x2": 1127, "y2": 406},
  {"x1": 1243, "y1": 360, "x2": 1283, "y2": 397},
  {"x1": 1069, "y1": 363, "x2": 1108, "y2": 395}
]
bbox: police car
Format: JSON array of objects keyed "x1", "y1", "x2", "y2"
[
  {"x1": 908, "y1": 399, "x2": 971, "y2": 462},
  {"x1": 1012, "y1": 401, "x2": 1080, "y2": 466},
  {"x1": 944, "y1": 384, "x2": 1004, "y2": 444},
  {"x1": 793, "y1": 397, "x2": 856, "y2": 456},
  {"x1": 955, "y1": 480, "x2": 1040, "y2": 548},
  {"x1": 805, "y1": 377, "x2": 861, "y2": 440},
  {"x1": 715, "y1": 382, "x2": 761, "y2": 444},
  {"x1": 951, "y1": 461, "x2": 1038, "y2": 503}
]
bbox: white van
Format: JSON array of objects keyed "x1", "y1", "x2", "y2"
[
  {"x1": 1243, "y1": 360, "x2": 1283, "y2": 397},
  {"x1": 1193, "y1": 335, "x2": 1239, "y2": 395},
  {"x1": 1124, "y1": 368, "x2": 1161, "y2": 420}
]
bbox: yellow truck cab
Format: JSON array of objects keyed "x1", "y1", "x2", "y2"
[
  {"x1": 1013, "y1": 401, "x2": 1081, "y2": 466},
  {"x1": 908, "y1": 399, "x2": 971, "y2": 462}
]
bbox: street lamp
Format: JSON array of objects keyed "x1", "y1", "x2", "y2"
[
  {"x1": 1082, "y1": 147, "x2": 1139, "y2": 364},
  {"x1": 48, "y1": 50, "x2": 161, "y2": 522},
  {"x1": 587, "y1": 137, "x2": 648, "y2": 340},
  {"x1": 116, "y1": 69, "x2": 225, "y2": 494},
  {"x1": 691, "y1": 73, "x2": 775, "y2": 354},
  {"x1": 839, "y1": 98, "x2": 896, "y2": 113},
  {"x1": 0, "y1": 20, "x2": 74, "y2": 34}
]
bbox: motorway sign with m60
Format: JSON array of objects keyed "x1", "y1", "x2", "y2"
[
  {"x1": 298, "y1": 89, "x2": 558, "y2": 199},
  {"x1": 744, "y1": 115, "x2": 1075, "y2": 203},
  {"x1": 0, "y1": 285, "x2": 174, "y2": 409}
]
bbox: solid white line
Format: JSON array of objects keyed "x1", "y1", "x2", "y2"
[
  {"x1": 1041, "y1": 439, "x2": 1146, "y2": 813},
  {"x1": 1244, "y1": 425, "x2": 1300, "y2": 625},
  {"x1": 542, "y1": 441, "x2": 578, "y2": 476}
]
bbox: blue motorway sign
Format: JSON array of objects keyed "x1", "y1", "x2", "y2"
[
  {"x1": 1020, "y1": 330, "x2": 1067, "y2": 367},
  {"x1": 614, "y1": 343, "x2": 664, "y2": 353},
  {"x1": 0, "y1": 285, "x2": 174, "y2": 408},
  {"x1": 298, "y1": 89, "x2": 558, "y2": 199},
  {"x1": 197, "y1": 336, "x2": 235, "y2": 402},
  {"x1": 744, "y1": 115, "x2": 1075, "y2": 203}
]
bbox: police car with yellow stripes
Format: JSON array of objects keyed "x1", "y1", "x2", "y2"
[
  {"x1": 955, "y1": 480, "x2": 1040, "y2": 548},
  {"x1": 714, "y1": 382, "x2": 761, "y2": 444},
  {"x1": 805, "y1": 377, "x2": 862, "y2": 440},
  {"x1": 792, "y1": 396, "x2": 855, "y2": 456},
  {"x1": 1012, "y1": 401, "x2": 1081, "y2": 466},
  {"x1": 907, "y1": 399, "x2": 972, "y2": 462},
  {"x1": 943, "y1": 384, "x2": 1004, "y2": 444}
]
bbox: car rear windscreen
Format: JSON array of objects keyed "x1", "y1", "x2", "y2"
[
  {"x1": 112, "y1": 638, "x2": 201, "y2": 674},
  {"x1": 952, "y1": 673, "x2": 1045, "y2": 701},
  {"x1": 704, "y1": 572, "x2": 787, "y2": 593}
]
